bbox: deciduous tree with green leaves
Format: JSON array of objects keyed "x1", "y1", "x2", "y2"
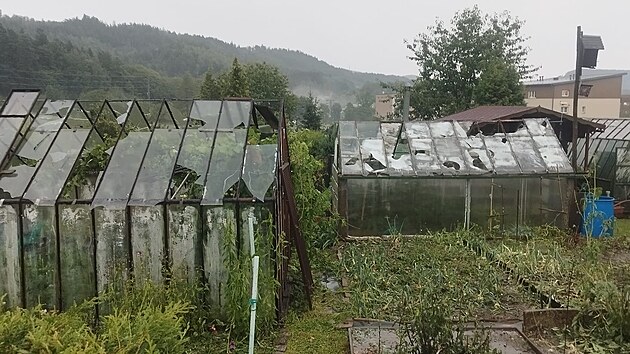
[
  {"x1": 405, "y1": 6, "x2": 535, "y2": 119},
  {"x1": 301, "y1": 93, "x2": 322, "y2": 130}
]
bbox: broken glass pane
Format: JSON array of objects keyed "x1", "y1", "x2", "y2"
[
  {"x1": 242, "y1": 145, "x2": 277, "y2": 201},
  {"x1": 0, "y1": 118, "x2": 25, "y2": 165},
  {"x1": 429, "y1": 121, "x2": 455, "y2": 138},
  {"x1": 405, "y1": 121, "x2": 431, "y2": 139},
  {"x1": 483, "y1": 135, "x2": 521, "y2": 174},
  {"x1": 217, "y1": 101, "x2": 251, "y2": 130},
  {"x1": 532, "y1": 135, "x2": 574, "y2": 173},
  {"x1": 163, "y1": 100, "x2": 192, "y2": 129},
  {"x1": 0, "y1": 100, "x2": 71, "y2": 199},
  {"x1": 201, "y1": 129, "x2": 248, "y2": 205},
  {"x1": 341, "y1": 156, "x2": 363, "y2": 175},
  {"x1": 129, "y1": 129, "x2": 184, "y2": 206},
  {"x1": 23, "y1": 130, "x2": 91, "y2": 205},
  {"x1": 509, "y1": 137, "x2": 547, "y2": 173},
  {"x1": 168, "y1": 130, "x2": 215, "y2": 200},
  {"x1": 409, "y1": 138, "x2": 441, "y2": 175},
  {"x1": 433, "y1": 138, "x2": 468, "y2": 174},
  {"x1": 1, "y1": 91, "x2": 39, "y2": 116},
  {"x1": 382, "y1": 124, "x2": 413, "y2": 176},
  {"x1": 360, "y1": 139, "x2": 387, "y2": 174},
  {"x1": 460, "y1": 135, "x2": 494, "y2": 174},
  {"x1": 92, "y1": 132, "x2": 152, "y2": 209},
  {"x1": 189, "y1": 101, "x2": 221, "y2": 129},
  {"x1": 524, "y1": 119, "x2": 554, "y2": 137}
]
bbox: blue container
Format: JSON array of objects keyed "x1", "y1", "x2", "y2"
[{"x1": 580, "y1": 195, "x2": 615, "y2": 237}]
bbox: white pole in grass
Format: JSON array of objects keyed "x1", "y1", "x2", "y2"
[
  {"x1": 248, "y1": 212, "x2": 258, "y2": 354},
  {"x1": 248, "y1": 255, "x2": 260, "y2": 354}
]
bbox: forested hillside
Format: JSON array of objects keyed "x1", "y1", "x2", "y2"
[{"x1": 0, "y1": 14, "x2": 404, "y2": 101}]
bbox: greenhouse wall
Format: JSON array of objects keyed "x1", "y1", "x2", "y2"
[
  {"x1": 342, "y1": 176, "x2": 570, "y2": 236},
  {"x1": 0, "y1": 203, "x2": 275, "y2": 318}
]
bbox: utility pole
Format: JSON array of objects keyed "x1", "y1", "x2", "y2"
[{"x1": 571, "y1": 26, "x2": 582, "y2": 171}]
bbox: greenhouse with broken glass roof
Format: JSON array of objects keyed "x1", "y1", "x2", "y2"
[
  {"x1": 333, "y1": 119, "x2": 577, "y2": 237},
  {"x1": 0, "y1": 89, "x2": 311, "y2": 317}
]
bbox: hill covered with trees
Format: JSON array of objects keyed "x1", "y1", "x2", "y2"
[{"x1": 0, "y1": 14, "x2": 404, "y2": 102}]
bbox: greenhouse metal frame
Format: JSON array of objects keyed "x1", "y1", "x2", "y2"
[{"x1": 0, "y1": 89, "x2": 312, "y2": 318}]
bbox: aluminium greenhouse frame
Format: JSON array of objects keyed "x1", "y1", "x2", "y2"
[{"x1": 0, "y1": 89, "x2": 312, "y2": 318}]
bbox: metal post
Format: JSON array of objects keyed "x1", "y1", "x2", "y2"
[{"x1": 572, "y1": 26, "x2": 583, "y2": 170}]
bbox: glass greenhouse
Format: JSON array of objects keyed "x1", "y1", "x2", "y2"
[
  {"x1": 333, "y1": 119, "x2": 577, "y2": 237},
  {"x1": 0, "y1": 90, "x2": 311, "y2": 317}
]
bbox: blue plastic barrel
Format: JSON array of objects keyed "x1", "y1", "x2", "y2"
[{"x1": 580, "y1": 195, "x2": 615, "y2": 237}]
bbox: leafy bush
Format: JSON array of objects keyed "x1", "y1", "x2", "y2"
[{"x1": 289, "y1": 129, "x2": 338, "y2": 251}]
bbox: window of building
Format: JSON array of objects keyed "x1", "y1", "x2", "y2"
[
  {"x1": 527, "y1": 91, "x2": 536, "y2": 98},
  {"x1": 561, "y1": 89, "x2": 570, "y2": 97},
  {"x1": 561, "y1": 106, "x2": 568, "y2": 113}
]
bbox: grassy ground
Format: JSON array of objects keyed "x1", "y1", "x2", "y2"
[{"x1": 282, "y1": 232, "x2": 540, "y2": 353}]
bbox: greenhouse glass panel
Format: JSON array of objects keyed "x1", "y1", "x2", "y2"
[
  {"x1": 433, "y1": 138, "x2": 469, "y2": 175},
  {"x1": 168, "y1": 130, "x2": 215, "y2": 200},
  {"x1": 0, "y1": 100, "x2": 72, "y2": 199},
  {"x1": 509, "y1": 137, "x2": 547, "y2": 173},
  {"x1": 533, "y1": 135, "x2": 574, "y2": 173},
  {"x1": 23, "y1": 129, "x2": 91, "y2": 205},
  {"x1": 0, "y1": 205, "x2": 21, "y2": 308},
  {"x1": 217, "y1": 101, "x2": 251, "y2": 130},
  {"x1": 360, "y1": 139, "x2": 387, "y2": 174},
  {"x1": 409, "y1": 138, "x2": 440, "y2": 175},
  {"x1": 92, "y1": 132, "x2": 152, "y2": 209},
  {"x1": 189, "y1": 100, "x2": 221, "y2": 129},
  {"x1": 58, "y1": 205, "x2": 95, "y2": 309},
  {"x1": 356, "y1": 121, "x2": 381, "y2": 138},
  {"x1": 1, "y1": 91, "x2": 39, "y2": 116},
  {"x1": 339, "y1": 121, "x2": 356, "y2": 138},
  {"x1": 130, "y1": 206, "x2": 165, "y2": 283},
  {"x1": 242, "y1": 144, "x2": 277, "y2": 201},
  {"x1": 129, "y1": 129, "x2": 184, "y2": 206},
  {"x1": 22, "y1": 205, "x2": 58, "y2": 308},
  {"x1": 346, "y1": 178, "x2": 466, "y2": 236},
  {"x1": 201, "y1": 130, "x2": 247, "y2": 205},
  {"x1": 484, "y1": 136, "x2": 521, "y2": 174},
  {"x1": 0, "y1": 118, "x2": 25, "y2": 164},
  {"x1": 168, "y1": 205, "x2": 201, "y2": 283}
]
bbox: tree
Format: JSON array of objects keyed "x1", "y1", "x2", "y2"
[
  {"x1": 243, "y1": 62, "x2": 290, "y2": 99},
  {"x1": 220, "y1": 58, "x2": 249, "y2": 97},
  {"x1": 405, "y1": 6, "x2": 535, "y2": 119},
  {"x1": 301, "y1": 93, "x2": 321, "y2": 130},
  {"x1": 472, "y1": 60, "x2": 524, "y2": 106},
  {"x1": 198, "y1": 70, "x2": 221, "y2": 99}
]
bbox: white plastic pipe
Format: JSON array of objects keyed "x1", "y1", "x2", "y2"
[{"x1": 248, "y1": 255, "x2": 260, "y2": 354}]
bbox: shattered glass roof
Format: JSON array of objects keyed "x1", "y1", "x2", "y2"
[
  {"x1": 0, "y1": 90, "x2": 278, "y2": 208},
  {"x1": 338, "y1": 119, "x2": 574, "y2": 177}
]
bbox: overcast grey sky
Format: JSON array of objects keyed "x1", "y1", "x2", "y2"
[{"x1": 2, "y1": 0, "x2": 627, "y2": 78}]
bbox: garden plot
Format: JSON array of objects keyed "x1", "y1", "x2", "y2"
[
  {"x1": 339, "y1": 233, "x2": 539, "y2": 322},
  {"x1": 471, "y1": 224, "x2": 630, "y2": 352}
]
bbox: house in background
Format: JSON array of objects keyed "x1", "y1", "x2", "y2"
[
  {"x1": 523, "y1": 72, "x2": 625, "y2": 118},
  {"x1": 375, "y1": 94, "x2": 395, "y2": 119}
]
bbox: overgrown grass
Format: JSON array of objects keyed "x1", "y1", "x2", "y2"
[
  {"x1": 470, "y1": 224, "x2": 630, "y2": 352},
  {"x1": 340, "y1": 232, "x2": 537, "y2": 322}
]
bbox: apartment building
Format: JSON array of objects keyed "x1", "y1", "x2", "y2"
[{"x1": 523, "y1": 72, "x2": 625, "y2": 118}]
